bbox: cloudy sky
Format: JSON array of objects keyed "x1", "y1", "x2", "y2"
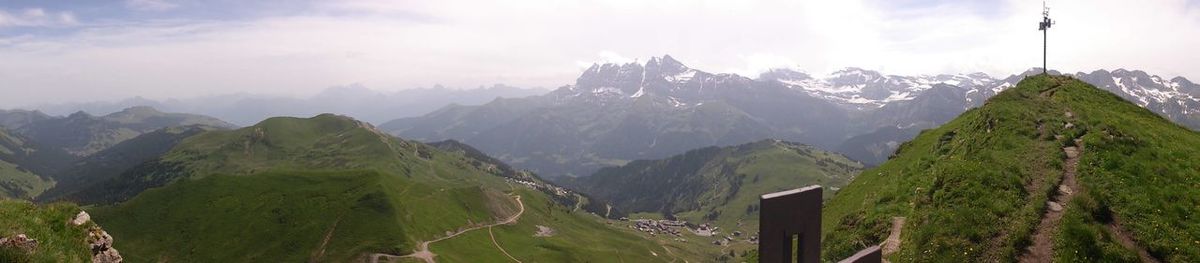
[{"x1": 1, "y1": 0, "x2": 1199, "y2": 106}]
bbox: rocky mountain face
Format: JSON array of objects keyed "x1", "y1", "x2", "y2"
[
  {"x1": 384, "y1": 56, "x2": 1200, "y2": 177},
  {"x1": 384, "y1": 55, "x2": 850, "y2": 177},
  {"x1": 759, "y1": 68, "x2": 997, "y2": 111},
  {"x1": 1074, "y1": 69, "x2": 1200, "y2": 128}
]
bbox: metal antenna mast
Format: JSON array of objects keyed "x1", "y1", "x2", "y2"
[{"x1": 1038, "y1": 1, "x2": 1055, "y2": 74}]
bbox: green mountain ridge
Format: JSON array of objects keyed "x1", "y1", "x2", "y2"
[
  {"x1": 566, "y1": 139, "x2": 862, "y2": 262},
  {"x1": 0, "y1": 106, "x2": 235, "y2": 158},
  {"x1": 571, "y1": 139, "x2": 862, "y2": 220},
  {"x1": 821, "y1": 75, "x2": 1200, "y2": 262},
  {"x1": 73, "y1": 114, "x2": 690, "y2": 262},
  {"x1": 38, "y1": 125, "x2": 217, "y2": 203}
]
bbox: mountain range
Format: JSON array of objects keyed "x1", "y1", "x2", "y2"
[
  {"x1": 3, "y1": 51, "x2": 1199, "y2": 262},
  {"x1": 382, "y1": 55, "x2": 1200, "y2": 178},
  {"x1": 26, "y1": 84, "x2": 547, "y2": 126},
  {"x1": 0, "y1": 106, "x2": 235, "y2": 157},
  {"x1": 0, "y1": 107, "x2": 235, "y2": 199}
]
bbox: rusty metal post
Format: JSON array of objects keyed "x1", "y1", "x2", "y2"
[{"x1": 759, "y1": 185, "x2": 822, "y2": 263}]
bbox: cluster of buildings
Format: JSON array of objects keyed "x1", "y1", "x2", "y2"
[
  {"x1": 712, "y1": 231, "x2": 759, "y2": 246},
  {"x1": 628, "y1": 219, "x2": 687, "y2": 236},
  {"x1": 507, "y1": 178, "x2": 570, "y2": 196},
  {"x1": 621, "y1": 217, "x2": 764, "y2": 247},
  {"x1": 691, "y1": 223, "x2": 719, "y2": 236}
]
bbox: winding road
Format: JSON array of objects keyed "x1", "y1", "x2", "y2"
[{"x1": 371, "y1": 194, "x2": 525, "y2": 263}]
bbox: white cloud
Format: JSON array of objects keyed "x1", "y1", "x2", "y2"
[
  {"x1": 0, "y1": 8, "x2": 77, "y2": 28},
  {"x1": 125, "y1": 0, "x2": 179, "y2": 12},
  {"x1": 726, "y1": 54, "x2": 801, "y2": 77},
  {"x1": 0, "y1": 0, "x2": 1198, "y2": 106},
  {"x1": 576, "y1": 51, "x2": 636, "y2": 68}
]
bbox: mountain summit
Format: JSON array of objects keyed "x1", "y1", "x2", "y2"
[
  {"x1": 821, "y1": 75, "x2": 1200, "y2": 262},
  {"x1": 565, "y1": 54, "x2": 747, "y2": 106}
]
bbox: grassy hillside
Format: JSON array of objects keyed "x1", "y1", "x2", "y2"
[
  {"x1": 84, "y1": 114, "x2": 684, "y2": 262},
  {"x1": 0, "y1": 161, "x2": 47, "y2": 200},
  {"x1": 38, "y1": 125, "x2": 213, "y2": 202},
  {"x1": 91, "y1": 170, "x2": 421, "y2": 262},
  {"x1": 821, "y1": 75, "x2": 1200, "y2": 262},
  {"x1": 574, "y1": 140, "x2": 861, "y2": 224},
  {"x1": 0, "y1": 200, "x2": 96, "y2": 262},
  {"x1": 0, "y1": 129, "x2": 54, "y2": 199},
  {"x1": 431, "y1": 187, "x2": 697, "y2": 262},
  {"x1": 567, "y1": 139, "x2": 862, "y2": 262}
]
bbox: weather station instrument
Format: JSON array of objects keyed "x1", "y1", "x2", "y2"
[{"x1": 1039, "y1": 1, "x2": 1055, "y2": 74}]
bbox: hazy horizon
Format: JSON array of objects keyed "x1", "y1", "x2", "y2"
[{"x1": 2, "y1": 0, "x2": 1200, "y2": 106}]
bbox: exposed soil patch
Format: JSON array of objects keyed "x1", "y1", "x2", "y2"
[
  {"x1": 533, "y1": 225, "x2": 555, "y2": 237},
  {"x1": 309, "y1": 216, "x2": 341, "y2": 263},
  {"x1": 1018, "y1": 135, "x2": 1081, "y2": 262}
]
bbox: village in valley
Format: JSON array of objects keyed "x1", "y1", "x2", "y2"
[{"x1": 618, "y1": 217, "x2": 759, "y2": 247}]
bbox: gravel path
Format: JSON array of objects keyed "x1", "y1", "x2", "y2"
[{"x1": 371, "y1": 194, "x2": 525, "y2": 263}]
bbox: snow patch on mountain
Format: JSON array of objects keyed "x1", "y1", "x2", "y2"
[
  {"x1": 763, "y1": 68, "x2": 996, "y2": 109},
  {"x1": 557, "y1": 55, "x2": 1199, "y2": 129}
]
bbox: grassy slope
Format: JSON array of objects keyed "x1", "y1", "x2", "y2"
[
  {"x1": 1055, "y1": 75, "x2": 1200, "y2": 262},
  {"x1": 573, "y1": 139, "x2": 862, "y2": 262},
  {"x1": 0, "y1": 161, "x2": 48, "y2": 200},
  {"x1": 38, "y1": 126, "x2": 211, "y2": 202},
  {"x1": 92, "y1": 170, "x2": 414, "y2": 262},
  {"x1": 820, "y1": 75, "x2": 1199, "y2": 262},
  {"x1": 0, "y1": 200, "x2": 94, "y2": 262},
  {"x1": 88, "y1": 114, "x2": 682, "y2": 262},
  {"x1": 433, "y1": 188, "x2": 686, "y2": 262},
  {"x1": 578, "y1": 140, "x2": 861, "y2": 229},
  {"x1": 0, "y1": 130, "x2": 53, "y2": 199}
]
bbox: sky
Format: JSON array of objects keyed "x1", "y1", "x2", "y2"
[{"x1": 1, "y1": 0, "x2": 1199, "y2": 106}]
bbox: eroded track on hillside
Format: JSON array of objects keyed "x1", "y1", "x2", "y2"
[
  {"x1": 370, "y1": 194, "x2": 525, "y2": 263},
  {"x1": 1018, "y1": 112, "x2": 1082, "y2": 263}
]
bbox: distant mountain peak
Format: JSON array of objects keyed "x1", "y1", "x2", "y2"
[
  {"x1": 114, "y1": 106, "x2": 163, "y2": 116},
  {"x1": 759, "y1": 68, "x2": 813, "y2": 81},
  {"x1": 67, "y1": 111, "x2": 93, "y2": 119},
  {"x1": 830, "y1": 67, "x2": 885, "y2": 81},
  {"x1": 648, "y1": 54, "x2": 685, "y2": 68}
]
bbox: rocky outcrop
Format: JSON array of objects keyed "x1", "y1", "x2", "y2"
[
  {"x1": 0, "y1": 234, "x2": 39, "y2": 253},
  {"x1": 71, "y1": 210, "x2": 123, "y2": 263},
  {"x1": 71, "y1": 211, "x2": 91, "y2": 226},
  {"x1": 88, "y1": 227, "x2": 122, "y2": 263}
]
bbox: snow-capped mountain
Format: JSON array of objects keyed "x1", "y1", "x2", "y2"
[
  {"x1": 385, "y1": 55, "x2": 850, "y2": 177},
  {"x1": 551, "y1": 55, "x2": 755, "y2": 108},
  {"x1": 1074, "y1": 69, "x2": 1200, "y2": 126},
  {"x1": 383, "y1": 54, "x2": 1200, "y2": 177},
  {"x1": 760, "y1": 68, "x2": 997, "y2": 110}
]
